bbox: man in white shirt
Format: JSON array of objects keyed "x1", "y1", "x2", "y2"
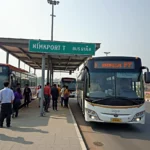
[
  {"x1": 60, "y1": 85, "x2": 66, "y2": 107},
  {"x1": 37, "y1": 85, "x2": 42, "y2": 107},
  {"x1": 0, "y1": 81, "x2": 14, "y2": 128}
]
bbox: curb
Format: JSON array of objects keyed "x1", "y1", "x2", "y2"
[{"x1": 68, "y1": 105, "x2": 87, "y2": 150}]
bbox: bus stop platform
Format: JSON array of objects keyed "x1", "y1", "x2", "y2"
[{"x1": 0, "y1": 99, "x2": 86, "y2": 150}]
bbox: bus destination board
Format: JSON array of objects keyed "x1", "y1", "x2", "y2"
[{"x1": 94, "y1": 61, "x2": 135, "y2": 69}]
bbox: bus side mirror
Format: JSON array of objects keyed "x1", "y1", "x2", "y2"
[{"x1": 144, "y1": 72, "x2": 150, "y2": 83}]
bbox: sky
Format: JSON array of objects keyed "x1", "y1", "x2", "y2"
[{"x1": 0, "y1": 0, "x2": 150, "y2": 79}]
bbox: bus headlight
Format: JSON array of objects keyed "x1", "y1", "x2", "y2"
[
  {"x1": 85, "y1": 108, "x2": 100, "y2": 120},
  {"x1": 131, "y1": 111, "x2": 145, "y2": 122},
  {"x1": 135, "y1": 111, "x2": 145, "y2": 117}
]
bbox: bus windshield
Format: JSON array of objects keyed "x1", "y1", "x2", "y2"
[
  {"x1": 87, "y1": 72, "x2": 143, "y2": 99},
  {"x1": 62, "y1": 81, "x2": 76, "y2": 90}
]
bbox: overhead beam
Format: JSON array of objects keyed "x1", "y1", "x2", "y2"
[
  {"x1": 18, "y1": 58, "x2": 83, "y2": 63},
  {"x1": 65, "y1": 57, "x2": 71, "y2": 70},
  {"x1": 33, "y1": 67, "x2": 75, "y2": 71},
  {"x1": 19, "y1": 48, "x2": 32, "y2": 59},
  {"x1": 26, "y1": 62, "x2": 78, "y2": 67},
  {"x1": 53, "y1": 67, "x2": 76, "y2": 69},
  {"x1": 19, "y1": 48, "x2": 41, "y2": 68},
  {"x1": 0, "y1": 45, "x2": 36, "y2": 69},
  {"x1": 53, "y1": 65, "x2": 78, "y2": 67},
  {"x1": 54, "y1": 70, "x2": 72, "y2": 73}
]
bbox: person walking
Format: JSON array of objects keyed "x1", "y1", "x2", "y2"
[
  {"x1": 64, "y1": 86, "x2": 70, "y2": 108},
  {"x1": 12, "y1": 88, "x2": 23, "y2": 118},
  {"x1": 44, "y1": 82, "x2": 51, "y2": 112},
  {"x1": 23, "y1": 84, "x2": 32, "y2": 107},
  {"x1": 60, "y1": 85, "x2": 66, "y2": 107},
  {"x1": 37, "y1": 85, "x2": 42, "y2": 107},
  {"x1": 57, "y1": 84, "x2": 61, "y2": 102},
  {"x1": 0, "y1": 81, "x2": 15, "y2": 128},
  {"x1": 51, "y1": 84, "x2": 59, "y2": 111}
]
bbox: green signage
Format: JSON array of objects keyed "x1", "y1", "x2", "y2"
[{"x1": 29, "y1": 40, "x2": 95, "y2": 55}]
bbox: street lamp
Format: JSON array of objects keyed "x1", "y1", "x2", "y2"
[
  {"x1": 47, "y1": 0, "x2": 60, "y2": 41},
  {"x1": 104, "y1": 52, "x2": 110, "y2": 56}
]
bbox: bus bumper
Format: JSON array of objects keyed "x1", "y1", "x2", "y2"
[{"x1": 85, "y1": 108, "x2": 145, "y2": 124}]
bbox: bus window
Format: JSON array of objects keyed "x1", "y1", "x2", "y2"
[{"x1": 0, "y1": 75, "x2": 9, "y2": 89}]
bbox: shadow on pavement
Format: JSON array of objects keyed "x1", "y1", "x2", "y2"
[
  {"x1": 9, "y1": 126, "x2": 48, "y2": 133},
  {"x1": 15, "y1": 100, "x2": 51, "y2": 127},
  {"x1": 0, "y1": 134, "x2": 33, "y2": 145},
  {"x1": 12, "y1": 100, "x2": 74, "y2": 128}
]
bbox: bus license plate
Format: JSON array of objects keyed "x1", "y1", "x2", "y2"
[{"x1": 111, "y1": 118, "x2": 122, "y2": 123}]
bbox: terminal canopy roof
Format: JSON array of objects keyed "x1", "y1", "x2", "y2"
[{"x1": 0, "y1": 37, "x2": 101, "y2": 72}]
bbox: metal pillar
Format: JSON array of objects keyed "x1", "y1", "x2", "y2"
[
  {"x1": 49, "y1": 59, "x2": 52, "y2": 86},
  {"x1": 50, "y1": 4, "x2": 54, "y2": 84},
  {"x1": 18, "y1": 60, "x2": 20, "y2": 68},
  {"x1": 49, "y1": 70, "x2": 50, "y2": 83},
  {"x1": 6, "y1": 52, "x2": 9, "y2": 64},
  {"x1": 50, "y1": 71, "x2": 52, "y2": 86},
  {"x1": 51, "y1": 3, "x2": 54, "y2": 41},
  {"x1": 52, "y1": 69, "x2": 54, "y2": 85},
  {"x1": 29, "y1": 67, "x2": 31, "y2": 73},
  {"x1": 47, "y1": 56, "x2": 50, "y2": 83},
  {"x1": 40, "y1": 54, "x2": 45, "y2": 116},
  {"x1": 34, "y1": 69, "x2": 36, "y2": 75}
]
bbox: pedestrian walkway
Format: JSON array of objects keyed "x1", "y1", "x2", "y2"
[
  {"x1": 0, "y1": 99, "x2": 86, "y2": 150},
  {"x1": 146, "y1": 99, "x2": 150, "y2": 102}
]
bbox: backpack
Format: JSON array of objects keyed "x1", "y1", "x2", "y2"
[{"x1": 64, "y1": 89, "x2": 69, "y2": 99}]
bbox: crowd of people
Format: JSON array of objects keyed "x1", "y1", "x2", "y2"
[
  {"x1": 37, "y1": 82, "x2": 70, "y2": 112},
  {"x1": 0, "y1": 80, "x2": 71, "y2": 128},
  {"x1": 0, "y1": 81, "x2": 32, "y2": 128}
]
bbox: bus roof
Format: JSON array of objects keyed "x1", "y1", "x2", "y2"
[
  {"x1": 0, "y1": 63, "x2": 36, "y2": 76},
  {"x1": 88, "y1": 56, "x2": 141, "y2": 61}
]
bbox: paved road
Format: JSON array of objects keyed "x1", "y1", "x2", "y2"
[{"x1": 69, "y1": 98, "x2": 150, "y2": 150}]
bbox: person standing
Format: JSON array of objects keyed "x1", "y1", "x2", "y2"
[
  {"x1": 51, "y1": 84, "x2": 59, "y2": 111},
  {"x1": 23, "y1": 84, "x2": 32, "y2": 107},
  {"x1": 12, "y1": 88, "x2": 23, "y2": 118},
  {"x1": 44, "y1": 82, "x2": 51, "y2": 112},
  {"x1": 0, "y1": 81, "x2": 15, "y2": 128}
]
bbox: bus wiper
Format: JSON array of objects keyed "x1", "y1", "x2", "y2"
[
  {"x1": 90, "y1": 97, "x2": 114, "y2": 103},
  {"x1": 133, "y1": 98, "x2": 144, "y2": 101},
  {"x1": 115, "y1": 97, "x2": 140, "y2": 105}
]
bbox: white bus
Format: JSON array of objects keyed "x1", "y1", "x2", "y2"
[
  {"x1": 60, "y1": 77, "x2": 77, "y2": 97},
  {"x1": 77, "y1": 56, "x2": 150, "y2": 124}
]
